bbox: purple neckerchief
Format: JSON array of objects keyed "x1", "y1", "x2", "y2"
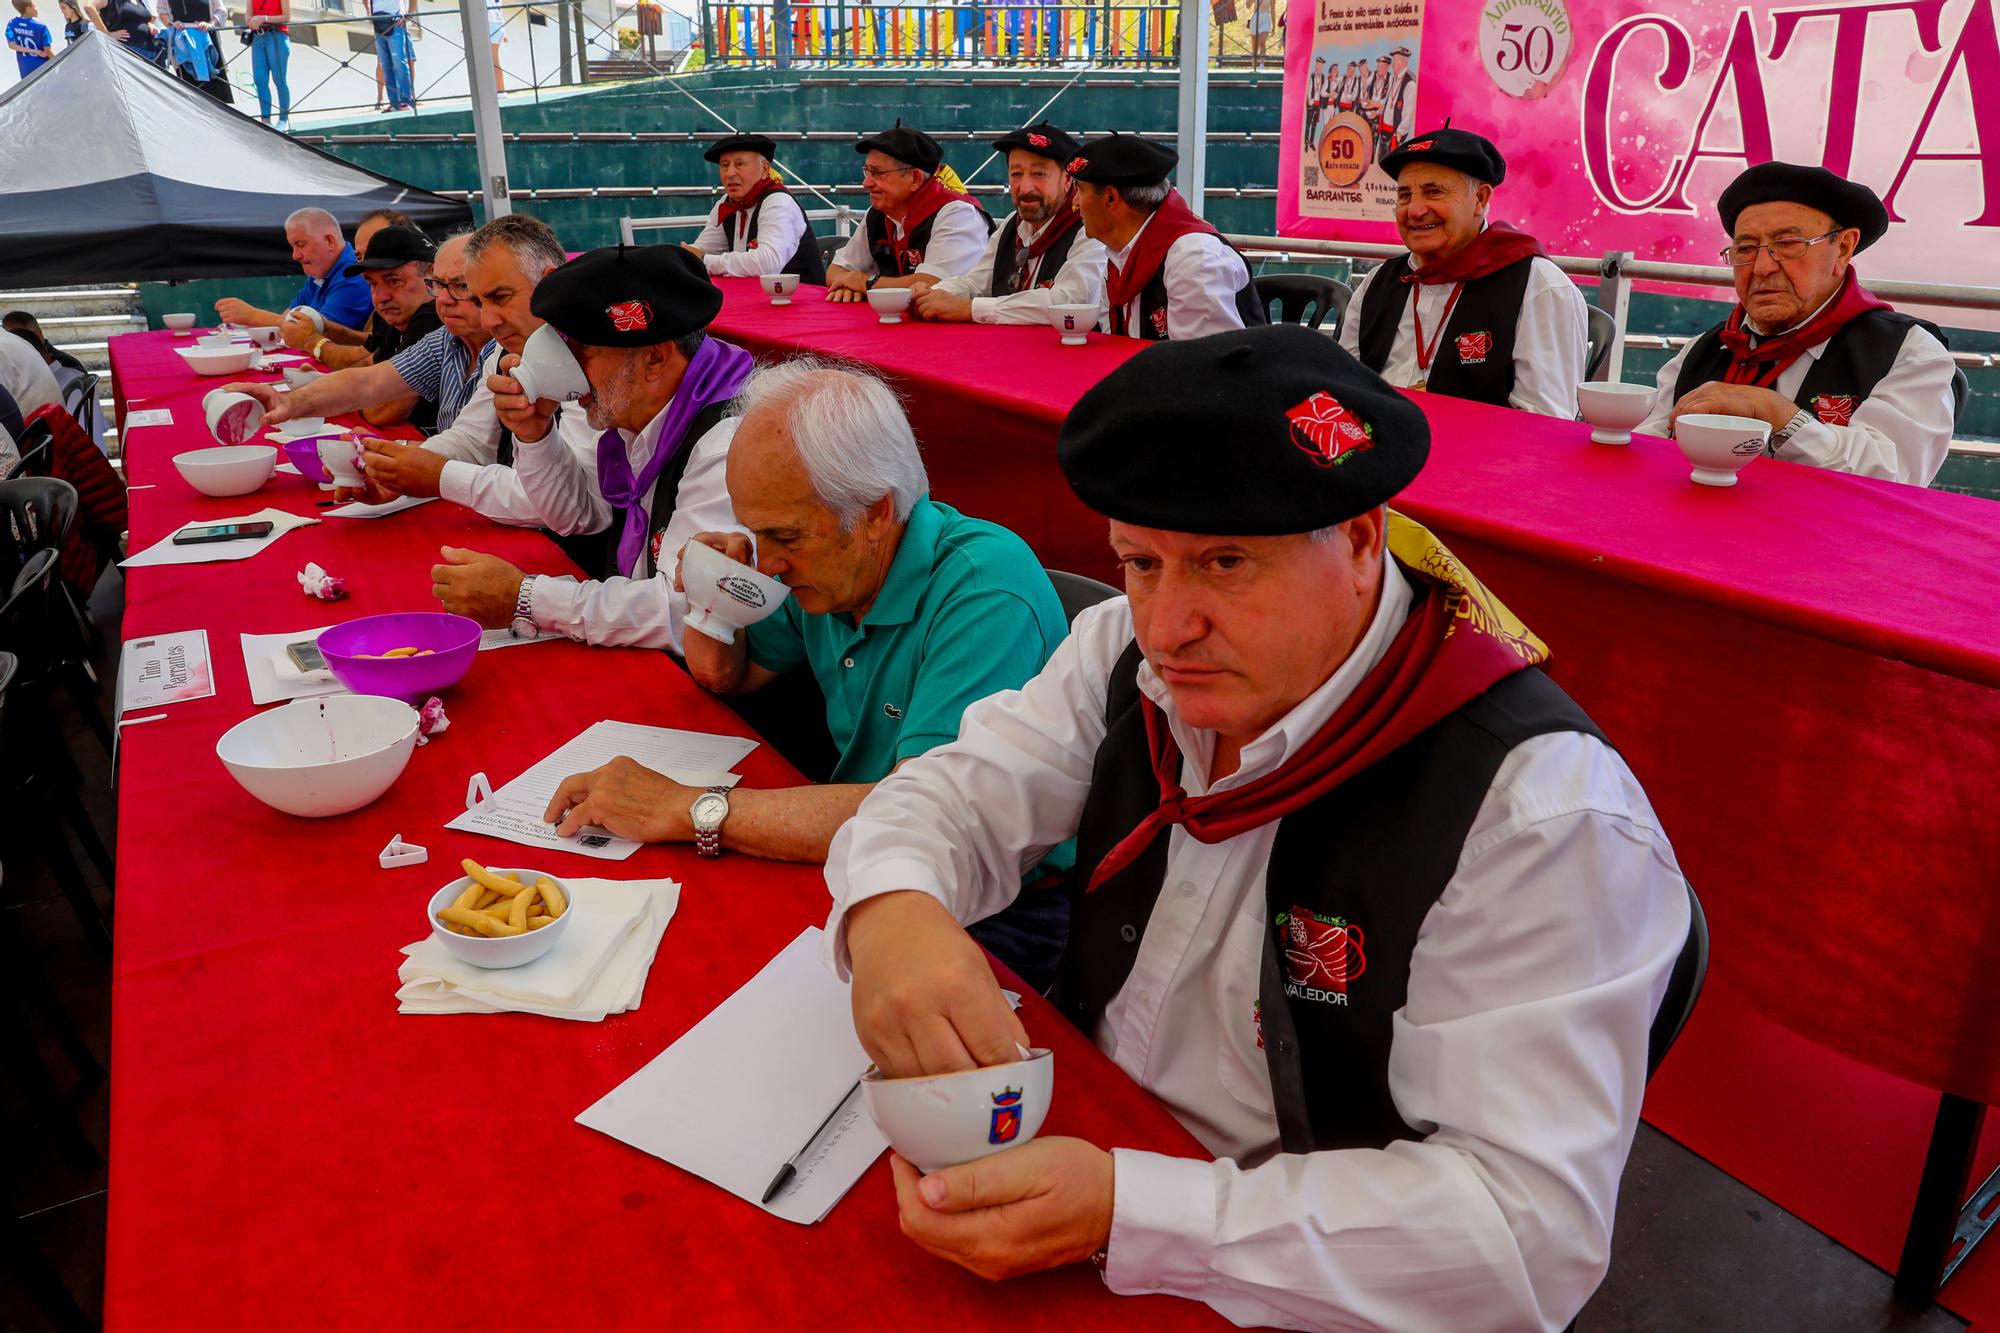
[{"x1": 596, "y1": 336, "x2": 755, "y2": 575}]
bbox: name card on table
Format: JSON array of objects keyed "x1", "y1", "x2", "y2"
[
  {"x1": 124, "y1": 409, "x2": 174, "y2": 429},
  {"x1": 119, "y1": 628, "x2": 216, "y2": 713}
]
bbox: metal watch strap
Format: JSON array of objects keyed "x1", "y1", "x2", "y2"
[
  {"x1": 511, "y1": 575, "x2": 537, "y2": 636},
  {"x1": 1772, "y1": 408, "x2": 1814, "y2": 451},
  {"x1": 694, "y1": 784, "x2": 729, "y2": 857}
]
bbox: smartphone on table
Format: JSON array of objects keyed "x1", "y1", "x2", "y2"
[{"x1": 172, "y1": 520, "x2": 275, "y2": 546}]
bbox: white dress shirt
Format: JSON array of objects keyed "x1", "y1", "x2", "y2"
[
  {"x1": 832, "y1": 198, "x2": 989, "y2": 280},
  {"x1": 824, "y1": 566, "x2": 1689, "y2": 1332},
  {"x1": 1337, "y1": 251, "x2": 1589, "y2": 419},
  {"x1": 931, "y1": 209, "x2": 1109, "y2": 325},
  {"x1": 1105, "y1": 210, "x2": 1252, "y2": 342},
  {"x1": 692, "y1": 190, "x2": 811, "y2": 279},
  {"x1": 420, "y1": 342, "x2": 599, "y2": 526},
  {"x1": 515, "y1": 399, "x2": 740, "y2": 656},
  {"x1": 1636, "y1": 304, "x2": 1957, "y2": 486}
]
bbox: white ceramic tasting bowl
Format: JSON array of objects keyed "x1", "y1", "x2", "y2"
[
  {"x1": 762, "y1": 273, "x2": 802, "y2": 304},
  {"x1": 271, "y1": 416, "x2": 335, "y2": 441},
  {"x1": 866, "y1": 287, "x2": 915, "y2": 323},
  {"x1": 511, "y1": 323, "x2": 592, "y2": 403},
  {"x1": 163, "y1": 313, "x2": 197, "y2": 332},
  {"x1": 1674, "y1": 412, "x2": 1771, "y2": 487},
  {"x1": 317, "y1": 436, "x2": 367, "y2": 487},
  {"x1": 172, "y1": 444, "x2": 277, "y2": 497},
  {"x1": 862, "y1": 1047, "x2": 1054, "y2": 1173},
  {"x1": 426, "y1": 868, "x2": 575, "y2": 969},
  {"x1": 1050, "y1": 303, "x2": 1098, "y2": 346},
  {"x1": 202, "y1": 389, "x2": 267, "y2": 447},
  {"x1": 677, "y1": 539, "x2": 789, "y2": 644},
  {"x1": 215, "y1": 695, "x2": 420, "y2": 818},
  {"x1": 1575, "y1": 381, "x2": 1656, "y2": 445}
]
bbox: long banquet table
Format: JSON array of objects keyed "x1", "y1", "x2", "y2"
[
  {"x1": 704, "y1": 277, "x2": 2000, "y2": 1122},
  {"x1": 103, "y1": 331, "x2": 1224, "y2": 1330}
]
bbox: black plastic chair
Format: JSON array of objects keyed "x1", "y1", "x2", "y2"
[
  {"x1": 1253, "y1": 274, "x2": 1354, "y2": 334},
  {"x1": 62, "y1": 370, "x2": 103, "y2": 448},
  {"x1": 0, "y1": 477, "x2": 110, "y2": 753},
  {"x1": 1648, "y1": 881, "x2": 1709, "y2": 1078},
  {"x1": 1586, "y1": 305, "x2": 1616, "y2": 381},
  {"x1": 817, "y1": 233, "x2": 846, "y2": 268},
  {"x1": 1951, "y1": 366, "x2": 1970, "y2": 426},
  {"x1": 1046, "y1": 567, "x2": 1119, "y2": 627},
  {"x1": 1, "y1": 415, "x2": 52, "y2": 482}
]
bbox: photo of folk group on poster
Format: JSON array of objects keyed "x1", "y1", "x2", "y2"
[{"x1": 1297, "y1": 0, "x2": 1423, "y2": 221}]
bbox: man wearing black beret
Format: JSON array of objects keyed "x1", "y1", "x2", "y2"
[
  {"x1": 683, "y1": 133, "x2": 826, "y2": 285},
  {"x1": 911, "y1": 122, "x2": 1106, "y2": 325},
  {"x1": 1069, "y1": 133, "x2": 1264, "y2": 340},
  {"x1": 825, "y1": 325, "x2": 1690, "y2": 1329},
  {"x1": 1636, "y1": 161, "x2": 1956, "y2": 485},
  {"x1": 444, "y1": 243, "x2": 754, "y2": 655},
  {"x1": 1340, "y1": 125, "x2": 1589, "y2": 417},
  {"x1": 826, "y1": 123, "x2": 992, "y2": 303}
]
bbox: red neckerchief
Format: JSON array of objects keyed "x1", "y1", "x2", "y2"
[
  {"x1": 882, "y1": 175, "x2": 973, "y2": 274},
  {"x1": 1399, "y1": 220, "x2": 1546, "y2": 287},
  {"x1": 1716, "y1": 268, "x2": 1890, "y2": 388},
  {"x1": 1105, "y1": 190, "x2": 1220, "y2": 334},
  {"x1": 1086, "y1": 567, "x2": 1537, "y2": 893},
  {"x1": 716, "y1": 176, "x2": 786, "y2": 234},
  {"x1": 1011, "y1": 189, "x2": 1082, "y2": 293}
]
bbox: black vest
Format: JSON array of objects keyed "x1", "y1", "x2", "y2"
[
  {"x1": 742, "y1": 192, "x2": 827, "y2": 285},
  {"x1": 989, "y1": 211, "x2": 1086, "y2": 297},
  {"x1": 627, "y1": 399, "x2": 730, "y2": 581},
  {"x1": 1355, "y1": 255, "x2": 1537, "y2": 407},
  {"x1": 865, "y1": 198, "x2": 992, "y2": 278},
  {"x1": 1670, "y1": 308, "x2": 1940, "y2": 425},
  {"x1": 1123, "y1": 237, "x2": 1268, "y2": 341},
  {"x1": 1061, "y1": 640, "x2": 1604, "y2": 1152}
]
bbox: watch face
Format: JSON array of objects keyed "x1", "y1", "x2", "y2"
[{"x1": 691, "y1": 792, "x2": 728, "y2": 827}]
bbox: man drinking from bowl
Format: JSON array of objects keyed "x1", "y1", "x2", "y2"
[
  {"x1": 541, "y1": 355, "x2": 1076, "y2": 991},
  {"x1": 822, "y1": 325, "x2": 1690, "y2": 1329}
]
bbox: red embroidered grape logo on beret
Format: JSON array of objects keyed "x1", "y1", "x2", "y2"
[
  {"x1": 1812, "y1": 393, "x2": 1856, "y2": 426},
  {"x1": 1065, "y1": 156, "x2": 1088, "y2": 175},
  {"x1": 607, "y1": 300, "x2": 653, "y2": 332},
  {"x1": 1028, "y1": 132, "x2": 1051, "y2": 147},
  {"x1": 1285, "y1": 390, "x2": 1375, "y2": 467},
  {"x1": 1405, "y1": 138, "x2": 1436, "y2": 152}
]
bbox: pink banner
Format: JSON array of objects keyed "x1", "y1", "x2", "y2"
[{"x1": 1280, "y1": 0, "x2": 2000, "y2": 326}]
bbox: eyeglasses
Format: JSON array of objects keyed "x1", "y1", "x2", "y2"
[
  {"x1": 861, "y1": 166, "x2": 916, "y2": 180},
  {"x1": 1720, "y1": 231, "x2": 1841, "y2": 267},
  {"x1": 424, "y1": 277, "x2": 473, "y2": 300}
]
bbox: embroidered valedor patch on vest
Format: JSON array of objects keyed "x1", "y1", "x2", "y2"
[
  {"x1": 1277, "y1": 905, "x2": 1367, "y2": 1005},
  {"x1": 1812, "y1": 393, "x2": 1856, "y2": 426},
  {"x1": 1455, "y1": 330, "x2": 1493, "y2": 364}
]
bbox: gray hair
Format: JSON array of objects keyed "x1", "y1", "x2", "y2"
[
  {"x1": 284, "y1": 206, "x2": 339, "y2": 238},
  {"x1": 1118, "y1": 180, "x2": 1171, "y2": 211},
  {"x1": 731, "y1": 356, "x2": 928, "y2": 531},
  {"x1": 465, "y1": 212, "x2": 567, "y2": 275}
]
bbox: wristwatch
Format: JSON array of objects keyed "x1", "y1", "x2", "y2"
[
  {"x1": 866, "y1": 274, "x2": 881, "y2": 290},
  {"x1": 311, "y1": 336, "x2": 329, "y2": 363},
  {"x1": 690, "y1": 785, "x2": 731, "y2": 857},
  {"x1": 509, "y1": 574, "x2": 538, "y2": 639},
  {"x1": 1770, "y1": 407, "x2": 1814, "y2": 452}
]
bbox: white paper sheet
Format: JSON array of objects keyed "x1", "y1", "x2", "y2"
[
  {"x1": 444, "y1": 719, "x2": 757, "y2": 861},
  {"x1": 239, "y1": 626, "x2": 343, "y2": 705},
  {"x1": 273, "y1": 461, "x2": 301, "y2": 475},
  {"x1": 118, "y1": 628, "x2": 217, "y2": 712},
  {"x1": 477, "y1": 626, "x2": 559, "y2": 651},
  {"x1": 123, "y1": 409, "x2": 174, "y2": 429},
  {"x1": 121, "y1": 508, "x2": 317, "y2": 568},
  {"x1": 323, "y1": 495, "x2": 436, "y2": 519},
  {"x1": 575, "y1": 927, "x2": 888, "y2": 1224}
]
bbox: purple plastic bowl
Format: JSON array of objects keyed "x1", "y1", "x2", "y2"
[
  {"x1": 284, "y1": 438, "x2": 332, "y2": 482},
  {"x1": 317, "y1": 612, "x2": 482, "y2": 701}
]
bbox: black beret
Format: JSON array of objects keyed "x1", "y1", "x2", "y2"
[
  {"x1": 1380, "y1": 127, "x2": 1506, "y2": 186},
  {"x1": 1066, "y1": 133, "x2": 1177, "y2": 187},
  {"x1": 1718, "y1": 161, "x2": 1889, "y2": 252},
  {"x1": 346, "y1": 225, "x2": 435, "y2": 275},
  {"x1": 992, "y1": 122, "x2": 1082, "y2": 164},
  {"x1": 1059, "y1": 325, "x2": 1429, "y2": 536},
  {"x1": 704, "y1": 133, "x2": 778, "y2": 163},
  {"x1": 855, "y1": 123, "x2": 943, "y2": 173},
  {"x1": 528, "y1": 244, "x2": 722, "y2": 348}
]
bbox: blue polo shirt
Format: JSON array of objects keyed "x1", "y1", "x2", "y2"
[
  {"x1": 747, "y1": 497, "x2": 1069, "y2": 786},
  {"x1": 290, "y1": 244, "x2": 375, "y2": 331}
]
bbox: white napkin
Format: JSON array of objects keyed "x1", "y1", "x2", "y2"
[{"x1": 396, "y1": 877, "x2": 679, "y2": 1022}]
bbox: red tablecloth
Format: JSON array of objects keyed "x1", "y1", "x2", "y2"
[
  {"x1": 707, "y1": 279, "x2": 2000, "y2": 1108},
  {"x1": 103, "y1": 331, "x2": 1222, "y2": 1331}
]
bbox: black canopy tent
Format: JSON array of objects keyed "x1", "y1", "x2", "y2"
[{"x1": 0, "y1": 32, "x2": 472, "y2": 287}]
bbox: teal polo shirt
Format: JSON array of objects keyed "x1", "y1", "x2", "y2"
[{"x1": 747, "y1": 496, "x2": 1068, "y2": 785}]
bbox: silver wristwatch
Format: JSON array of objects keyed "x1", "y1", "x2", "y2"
[
  {"x1": 509, "y1": 574, "x2": 538, "y2": 639},
  {"x1": 1770, "y1": 408, "x2": 1814, "y2": 452},
  {"x1": 690, "y1": 785, "x2": 731, "y2": 857}
]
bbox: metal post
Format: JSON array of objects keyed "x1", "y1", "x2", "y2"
[
  {"x1": 460, "y1": 0, "x2": 512, "y2": 217},
  {"x1": 558, "y1": 0, "x2": 572, "y2": 84},
  {"x1": 1596, "y1": 249, "x2": 1633, "y2": 382},
  {"x1": 700, "y1": 0, "x2": 715, "y2": 63},
  {"x1": 1175, "y1": 0, "x2": 1208, "y2": 201}
]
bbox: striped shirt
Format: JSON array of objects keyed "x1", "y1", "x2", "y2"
[{"x1": 390, "y1": 327, "x2": 490, "y2": 433}]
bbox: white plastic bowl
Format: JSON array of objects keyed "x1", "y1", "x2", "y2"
[
  {"x1": 163, "y1": 313, "x2": 197, "y2": 332},
  {"x1": 215, "y1": 695, "x2": 420, "y2": 818},
  {"x1": 1576, "y1": 381, "x2": 1657, "y2": 445},
  {"x1": 866, "y1": 287, "x2": 915, "y2": 323},
  {"x1": 426, "y1": 869, "x2": 575, "y2": 969},
  {"x1": 173, "y1": 444, "x2": 277, "y2": 497},
  {"x1": 182, "y1": 346, "x2": 258, "y2": 376}
]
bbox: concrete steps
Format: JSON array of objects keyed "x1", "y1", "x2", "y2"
[{"x1": 2, "y1": 284, "x2": 142, "y2": 460}]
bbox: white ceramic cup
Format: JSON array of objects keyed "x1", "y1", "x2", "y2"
[
  {"x1": 203, "y1": 388, "x2": 267, "y2": 446},
  {"x1": 287, "y1": 305, "x2": 326, "y2": 333},
  {"x1": 511, "y1": 323, "x2": 592, "y2": 403},
  {"x1": 317, "y1": 436, "x2": 367, "y2": 488},
  {"x1": 866, "y1": 287, "x2": 915, "y2": 324},
  {"x1": 1575, "y1": 381, "x2": 1656, "y2": 445},
  {"x1": 1674, "y1": 413, "x2": 1771, "y2": 487},
  {"x1": 676, "y1": 539, "x2": 789, "y2": 644},
  {"x1": 862, "y1": 1048, "x2": 1054, "y2": 1173},
  {"x1": 1049, "y1": 303, "x2": 1099, "y2": 346},
  {"x1": 197, "y1": 333, "x2": 242, "y2": 349},
  {"x1": 163, "y1": 313, "x2": 197, "y2": 333},
  {"x1": 246, "y1": 325, "x2": 284, "y2": 350},
  {"x1": 762, "y1": 273, "x2": 802, "y2": 305}
]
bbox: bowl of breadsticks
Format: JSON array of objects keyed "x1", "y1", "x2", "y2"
[
  {"x1": 429, "y1": 859, "x2": 574, "y2": 969},
  {"x1": 318, "y1": 611, "x2": 481, "y2": 702}
]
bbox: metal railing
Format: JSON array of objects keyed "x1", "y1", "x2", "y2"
[
  {"x1": 620, "y1": 204, "x2": 861, "y2": 242},
  {"x1": 696, "y1": 0, "x2": 1238, "y2": 68}
]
